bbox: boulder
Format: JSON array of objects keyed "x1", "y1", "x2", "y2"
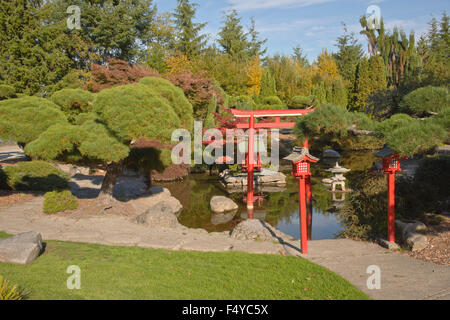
[
  {"x1": 210, "y1": 196, "x2": 238, "y2": 213},
  {"x1": 395, "y1": 220, "x2": 428, "y2": 251},
  {"x1": 0, "y1": 231, "x2": 43, "y2": 265},
  {"x1": 129, "y1": 187, "x2": 182, "y2": 216},
  {"x1": 135, "y1": 200, "x2": 182, "y2": 228},
  {"x1": 322, "y1": 149, "x2": 341, "y2": 158},
  {"x1": 230, "y1": 219, "x2": 293, "y2": 242}
]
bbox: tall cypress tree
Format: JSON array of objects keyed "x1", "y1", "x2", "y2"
[{"x1": 172, "y1": 0, "x2": 207, "y2": 58}]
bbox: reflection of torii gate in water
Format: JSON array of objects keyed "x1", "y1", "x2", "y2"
[{"x1": 230, "y1": 109, "x2": 315, "y2": 216}]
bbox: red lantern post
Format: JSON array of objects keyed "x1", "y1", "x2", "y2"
[
  {"x1": 284, "y1": 147, "x2": 319, "y2": 253},
  {"x1": 375, "y1": 145, "x2": 402, "y2": 243}
]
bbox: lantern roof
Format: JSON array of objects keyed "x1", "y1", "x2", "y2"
[
  {"x1": 283, "y1": 146, "x2": 319, "y2": 163},
  {"x1": 374, "y1": 144, "x2": 396, "y2": 158}
]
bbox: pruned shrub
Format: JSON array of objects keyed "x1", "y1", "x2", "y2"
[
  {"x1": 401, "y1": 86, "x2": 449, "y2": 115},
  {"x1": 0, "y1": 96, "x2": 68, "y2": 145},
  {"x1": 139, "y1": 77, "x2": 193, "y2": 129},
  {"x1": 229, "y1": 95, "x2": 255, "y2": 110},
  {"x1": 0, "y1": 85, "x2": 16, "y2": 100},
  {"x1": 290, "y1": 95, "x2": 316, "y2": 108},
  {"x1": 3, "y1": 161, "x2": 70, "y2": 191},
  {"x1": 0, "y1": 275, "x2": 24, "y2": 300},
  {"x1": 260, "y1": 96, "x2": 282, "y2": 106},
  {"x1": 93, "y1": 83, "x2": 182, "y2": 144},
  {"x1": 43, "y1": 190, "x2": 78, "y2": 214},
  {"x1": 50, "y1": 89, "x2": 95, "y2": 123}
]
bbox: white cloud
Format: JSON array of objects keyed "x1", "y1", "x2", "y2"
[{"x1": 227, "y1": 0, "x2": 335, "y2": 11}]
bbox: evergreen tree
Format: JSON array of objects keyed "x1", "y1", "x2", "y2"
[
  {"x1": 247, "y1": 17, "x2": 267, "y2": 58},
  {"x1": 217, "y1": 10, "x2": 249, "y2": 60},
  {"x1": 260, "y1": 69, "x2": 277, "y2": 97},
  {"x1": 333, "y1": 24, "x2": 364, "y2": 83},
  {"x1": 292, "y1": 45, "x2": 309, "y2": 68},
  {"x1": 172, "y1": 0, "x2": 207, "y2": 58},
  {"x1": 351, "y1": 57, "x2": 371, "y2": 111}
]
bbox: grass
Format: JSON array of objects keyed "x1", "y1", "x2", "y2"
[{"x1": 0, "y1": 231, "x2": 369, "y2": 300}]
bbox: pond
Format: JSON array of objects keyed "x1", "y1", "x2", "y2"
[{"x1": 155, "y1": 151, "x2": 377, "y2": 240}]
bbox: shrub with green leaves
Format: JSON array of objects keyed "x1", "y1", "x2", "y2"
[
  {"x1": 0, "y1": 85, "x2": 16, "y2": 100},
  {"x1": 3, "y1": 161, "x2": 70, "y2": 191},
  {"x1": 0, "y1": 96, "x2": 68, "y2": 145},
  {"x1": 295, "y1": 104, "x2": 353, "y2": 141},
  {"x1": 43, "y1": 190, "x2": 78, "y2": 214},
  {"x1": 0, "y1": 167, "x2": 9, "y2": 190},
  {"x1": 260, "y1": 96, "x2": 282, "y2": 106},
  {"x1": 290, "y1": 95, "x2": 316, "y2": 108},
  {"x1": 0, "y1": 275, "x2": 24, "y2": 300},
  {"x1": 50, "y1": 89, "x2": 95, "y2": 123},
  {"x1": 401, "y1": 86, "x2": 449, "y2": 115},
  {"x1": 229, "y1": 95, "x2": 255, "y2": 110},
  {"x1": 139, "y1": 77, "x2": 193, "y2": 129}
]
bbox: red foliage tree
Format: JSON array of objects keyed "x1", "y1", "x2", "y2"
[
  {"x1": 166, "y1": 71, "x2": 225, "y2": 119},
  {"x1": 87, "y1": 58, "x2": 159, "y2": 92}
]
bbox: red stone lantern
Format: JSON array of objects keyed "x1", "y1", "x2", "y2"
[
  {"x1": 375, "y1": 145, "x2": 401, "y2": 243},
  {"x1": 284, "y1": 147, "x2": 319, "y2": 254}
]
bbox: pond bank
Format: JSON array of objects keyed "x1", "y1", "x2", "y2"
[{"x1": 1, "y1": 196, "x2": 449, "y2": 300}]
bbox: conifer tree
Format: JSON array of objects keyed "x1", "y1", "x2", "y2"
[
  {"x1": 217, "y1": 10, "x2": 249, "y2": 60},
  {"x1": 173, "y1": 0, "x2": 207, "y2": 58}
]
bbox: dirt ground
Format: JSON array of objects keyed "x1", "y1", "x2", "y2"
[
  {"x1": 404, "y1": 214, "x2": 450, "y2": 266},
  {"x1": 0, "y1": 190, "x2": 37, "y2": 207}
]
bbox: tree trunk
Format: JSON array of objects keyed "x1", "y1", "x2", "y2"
[
  {"x1": 145, "y1": 170, "x2": 152, "y2": 192},
  {"x1": 98, "y1": 162, "x2": 123, "y2": 207}
]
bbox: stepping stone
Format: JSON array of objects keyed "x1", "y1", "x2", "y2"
[{"x1": 0, "y1": 231, "x2": 43, "y2": 265}]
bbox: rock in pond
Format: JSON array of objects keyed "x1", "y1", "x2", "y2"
[
  {"x1": 322, "y1": 149, "x2": 341, "y2": 158},
  {"x1": 210, "y1": 196, "x2": 238, "y2": 213},
  {"x1": 135, "y1": 200, "x2": 182, "y2": 228},
  {"x1": 0, "y1": 231, "x2": 43, "y2": 265}
]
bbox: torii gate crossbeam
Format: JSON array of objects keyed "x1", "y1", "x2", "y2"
[{"x1": 230, "y1": 108, "x2": 314, "y2": 209}]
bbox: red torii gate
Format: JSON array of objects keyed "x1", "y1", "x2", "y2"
[{"x1": 230, "y1": 108, "x2": 314, "y2": 210}]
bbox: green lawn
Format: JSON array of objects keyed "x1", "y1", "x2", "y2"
[{"x1": 0, "y1": 231, "x2": 369, "y2": 300}]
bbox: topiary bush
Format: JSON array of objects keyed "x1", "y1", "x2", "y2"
[
  {"x1": 50, "y1": 89, "x2": 95, "y2": 123},
  {"x1": 0, "y1": 96, "x2": 68, "y2": 146},
  {"x1": 3, "y1": 161, "x2": 70, "y2": 191},
  {"x1": 0, "y1": 85, "x2": 16, "y2": 100},
  {"x1": 93, "y1": 83, "x2": 182, "y2": 144},
  {"x1": 139, "y1": 77, "x2": 193, "y2": 129},
  {"x1": 290, "y1": 95, "x2": 316, "y2": 108},
  {"x1": 260, "y1": 96, "x2": 283, "y2": 106},
  {"x1": 229, "y1": 95, "x2": 256, "y2": 110},
  {"x1": 43, "y1": 190, "x2": 78, "y2": 214},
  {"x1": 401, "y1": 86, "x2": 449, "y2": 115}
]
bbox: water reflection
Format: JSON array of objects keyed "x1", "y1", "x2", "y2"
[{"x1": 155, "y1": 151, "x2": 377, "y2": 240}]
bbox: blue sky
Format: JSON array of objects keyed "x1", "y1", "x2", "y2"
[{"x1": 156, "y1": 0, "x2": 449, "y2": 62}]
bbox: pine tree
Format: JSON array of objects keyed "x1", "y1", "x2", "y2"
[
  {"x1": 217, "y1": 10, "x2": 249, "y2": 60},
  {"x1": 247, "y1": 17, "x2": 267, "y2": 58},
  {"x1": 333, "y1": 24, "x2": 363, "y2": 83},
  {"x1": 172, "y1": 0, "x2": 207, "y2": 58},
  {"x1": 292, "y1": 45, "x2": 309, "y2": 68}
]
